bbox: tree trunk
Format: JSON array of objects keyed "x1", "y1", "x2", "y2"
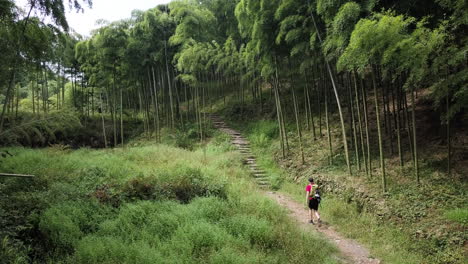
[
  {"x1": 0, "y1": 2, "x2": 35, "y2": 132},
  {"x1": 411, "y1": 86, "x2": 419, "y2": 184},
  {"x1": 372, "y1": 67, "x2": 386, "y2": 192},
  {"x1": 120, "y1": 88, "x2": 124, "y2": 147},
  {"x1": 349, "y1": 73, "x2": 360, "y2": 171},
  {"x1": 164, "y1": 41, "x2": 175, "y2": 129},
  {"x1": 395, "y1": 78, "x2": 403, "y2": 167},
  {"x1": 100, "y1": 93, "x2": 108, "y2": 148},
  {"x1": 447, "y1": 93, "x2": 451, "y2": 176},
  {"x1": 361, "y1": 77, "x2": 372, "y2": 177},
  {"x1": 305, "y1": 72, "x2": 316, "y2": 140},
  {"x1": 151, "y1": 66, "x2": 161, "y2": 142},
  {"x1": 292, "y1": 82, "x2": 305, "y2": 164},
  {"x1": 354, "y1": 72, "x2": 367, "y2": 175},
  {"x1": 32, "y1": 80, "x2": 36, "y2": 114},
  {"x1": 309, "y1": 9, "x2": 351, "y2": 175}
]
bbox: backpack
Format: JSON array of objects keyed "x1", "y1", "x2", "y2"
[
  {"x1": 309, "y1": 184, "x2": 320, "y2": 203},
  {"x1": 314, "y1": 188, "x2": 321, "y2": 203}
]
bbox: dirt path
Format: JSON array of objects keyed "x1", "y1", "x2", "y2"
[
  {"x1": 265, "y1": 191, "x2": 380, "y2": 264},
  {"x1": 209, "y1": 114, "x2": 381, "y2": 264}
]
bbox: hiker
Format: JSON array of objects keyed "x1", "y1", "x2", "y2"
[{"x1": 305, "y1": 177, "x2": 321, "y2": 224}]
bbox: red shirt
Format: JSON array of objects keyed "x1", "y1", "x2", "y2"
[{"x1": 306, "y1": 184, "x2": 313, "y2": 200}]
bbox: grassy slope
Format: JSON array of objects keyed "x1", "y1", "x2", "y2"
[
  {"x1": 218, "y1": 99, "x2": 467, "y2": 264},
  {"x1": 0, "y1": 131, "x2": 341, "y2": 264}
]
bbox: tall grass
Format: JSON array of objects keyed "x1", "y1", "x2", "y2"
[{"x1": 0, "y1": 133, "x2": 341, "y2": 263}]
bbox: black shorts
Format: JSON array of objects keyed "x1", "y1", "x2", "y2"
[{"x1": 308, "y1": 198, "x2": 319, "y2": 210}]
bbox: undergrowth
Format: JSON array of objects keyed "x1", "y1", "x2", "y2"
[
  {"x1": 222, "y1": 106, "x2": 467, "y2": 264},
  {"x1": 0, "y1": 110, "x2": 144, "y2": 148},
  {"x1": 0, "y1": 132, "x2": 340, "y2": 263}
]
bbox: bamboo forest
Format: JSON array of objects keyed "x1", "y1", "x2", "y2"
[{"x1": 0, "y1": 0, "x2": 467, "y2": 263}]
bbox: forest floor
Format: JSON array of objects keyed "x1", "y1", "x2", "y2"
[{"x1": 209, "y1": 113, "x2": 381, "y2": 264}]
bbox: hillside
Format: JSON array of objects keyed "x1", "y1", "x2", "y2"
[
  {"x1": 217, "y1": 89, "x2": 467, "y2": 263},
  {"x1": 1, "y1": 0, "x2": 467, "y2": 263}
]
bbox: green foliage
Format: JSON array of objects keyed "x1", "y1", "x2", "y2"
[
  {"x1": 444, "y1": 208, "x2": 468, "y2": 225},
  {"x1": 169, "y1": 0, "x2": 217, "y2": 47},
  {"x1": 1, "y1": 142, "x2": 339, "y2": 262},
  {"x1": 0, "y1": 110, "x2": 81, "y2": 146},
  {"x1": 39, "y1": 201, "x2": 110, "y2": 253},
  {"x1": 0, "y1": 237, "x2": 29, "y2": 264},
  {"x1": 222, "y1": 215, "x2": 275, "y2": 248},
  {"x1": 251, "y1": 133, "x2": 270, "y2": 148},
  {"x1": 323, "y1": 1, "x2": 361, "y2": 59},
  {"x1": 72, "y1": 235, "x2": 162, "y2": 264},
  {"x1": 316, "y1": 0, "x2": 347, "y2": 23},
  {"x1": 338, "y1": 13, "x2": 414, "y2": 73}
]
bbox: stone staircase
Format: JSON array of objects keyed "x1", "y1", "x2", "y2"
[{"x1": 209, "y1": 114, "x2": 270, "y2": 189}]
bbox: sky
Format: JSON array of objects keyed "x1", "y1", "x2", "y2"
[{"x1": 14, "y1": 0, "x2": 172, "y2": 36}]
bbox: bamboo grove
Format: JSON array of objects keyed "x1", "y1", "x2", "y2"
[{"x1": 1, "y1": 0, "x2": 466, "y2": 192}]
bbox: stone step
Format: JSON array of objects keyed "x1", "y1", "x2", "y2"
[
  {"x1": 233, "y1": 143, "x2": 249, "y2": 147},
  {"x1": 250, "y1": 167, "x2": 263, "y2": 170},
  {"x1": 257, "y1": 183, "x2": 270, "y2": 188},
  {"x1": 232, "y1": 139, "x2": 248, "y2": 142},
  {"x1": 251, "y1": 170, "x2": 266, "y2": 174},
  {"x1": 257, "y1": 178, "x2": 270, "y2": 183}
]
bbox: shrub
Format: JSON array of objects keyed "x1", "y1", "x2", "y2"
[
  {"x1": 221, "y1": 215, "x2": 275, "y2": 249},
  {"x1": 91, "y1": 183, "x2": 122, "y2": 207},
  {"x1": 250, "y1": 120, "x2": 278, "y2": 140},
  {"x1": 186, "y1": 197, "x2": 230, "y2": 222},
  {"x1": 72, "y1": 235, "x2": 162, "y2": 264},
  {"x1": 270, "y1": 173, "x2": 284, "y2": 191},
  {"x1": 39, "y1": 201, "x2": 111, "y2": 253},
  {"x1": 156, "y1": 166, "x2": 227, "y2": 203},
  {"x1": 251, "y1": 133, "x2": 270, "y2": 148},
  {"x1": 0, "y1": 237, "x2": 29, "y2": 264},
  {"x1": 208, "y1": 246, "x2": 268, "y2": 264},
  {"x1": 121, "y1": 176, "x2": 157, "y2": 201},
  {"x1": 165, "y1": 220, "x2": 231, "y2": 260}
]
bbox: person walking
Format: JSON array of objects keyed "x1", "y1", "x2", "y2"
[{"x1": 305, "y1": 177, "x2": 321, "y2": 224}]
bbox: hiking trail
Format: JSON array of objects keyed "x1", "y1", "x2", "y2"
[{"x1": 209, "y1": 114, "x2": 381, "y2": 264}]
